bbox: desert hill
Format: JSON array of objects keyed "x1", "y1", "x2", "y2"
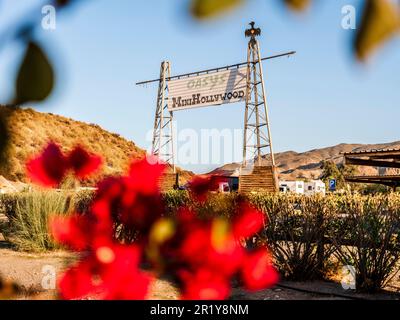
[
  {"x1": 1, "y1": 105, "x2": 398, "y2": 185},
  {"x1": 211, "y1": 141, "x2": 400, "y2": 180},
  {"x1": 0, "y1": 105, "x2": 191, "y2": 186}
]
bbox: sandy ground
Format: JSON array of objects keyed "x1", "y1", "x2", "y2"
[{"x1": 1, "y1": 245, "x2": 399, "y2": 300}]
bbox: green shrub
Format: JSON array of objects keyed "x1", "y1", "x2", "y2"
[{"x1": 1, "y1": 190, "x2": 75, "y2": 251}]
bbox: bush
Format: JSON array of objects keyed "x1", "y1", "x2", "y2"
[
  {"x1": 163, "y1": 190, "x2": 241, "y2": 219},
  {"x1": 163, "y1": 190, "x2": 190, "y2": 215},
  {"x1": 329, "y1": 194, "x2": 400, "y2": 292},
  {"x1": 1, "y1": 190, "x2": 75, "y2": 251},
  {"x1": 2, "y1": 188, "x2": 400, "y2": 292},
  {"x1": 72, "y1": 189, "x2": 95, "y2": 214},
  {"x1": 249, "y1": 193, "x2": 336, "y2": 280},
  {"x1": 163, "y1": 191, "x2": 400, "y2": 291}
]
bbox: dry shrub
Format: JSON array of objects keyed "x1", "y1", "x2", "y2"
[
  {"x1": 2, "y1": 187, "x2": 400, "y2": 292},
  {"x1": 0, "y1": 189, "x2": 95, "y2": 251},
  {"x1": 329, "y1": 193, "x2": 400, "y2": 292},
  {"x1": 250, "y1": 193, "x2": 335, "y2": 280},
  {"x1": 164, "y1": 191, "x2": 400, "y2": 290},
  {"x1": 1, "y1": 190, "x2": 74, "y2": 251}
]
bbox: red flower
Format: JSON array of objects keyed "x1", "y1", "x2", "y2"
[
  {"x1": 207, "y1": 231, "x2": 245, "y2": 277},
  {"x1": 37, "y1": 147, "x2": 278, "y2": 301},
  {"x1": 27, "y1": 142, "x2": 103, "y2": 187},
  {"x1": 233, "y1": 203, "x2": 265, "y2": 239},
  {"x1": 178, "y1": 223, "x2": 212, "y2": 266},
  {"x1": 179, "y1": 269, "x2": 230, "y2": 300},
  {"x1": 167, "y1": 217, "x2": 244, "y2": 277},
  {"x1": 50, "y1": 215, "x2": 91, "y2": 251},
  {"x1": 187, "y1": 175, "x2": 216, "y2": 202},
  {"x1": 50, "y1": 213, "x2": 113, "y2": 251},
  {"x1": 59, "y1": 244, "x2": 151, "y2": 300},
  {"x1": 121, "y1": 158, "x2": 166, "y2": 231},
  {"x1": 119, "y1": 192, "x2": 165, "y2": 232},
  {"x1": 176, "y1": 207, "x2": 197, "y2": 226},
  {"x1": 241, "y1": 249, "x2": 279, "y2": 291},
  {"x1": 26, "y1": 142, "x2": 68, "y2": 187},
  {"x1": 67, "y1": 146, "x2": 102, "y2": 179},
  {"x1": 126, "y1": 156, "x2": 166, "y2": 194}
]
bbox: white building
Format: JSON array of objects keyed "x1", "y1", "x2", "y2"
[
  {"x1": 279, "y1": 180, "x2": 326, "y2": 196},
  {"x1": 304, "y1": 180, "x2": 326, "y2": 196},
  {"x1": 279, "y1": 180, "x2": 305, "y2": 194}
]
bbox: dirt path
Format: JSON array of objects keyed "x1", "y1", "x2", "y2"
[{"x1": 1, "y1": 246, "x2": 399, "y2": 300}]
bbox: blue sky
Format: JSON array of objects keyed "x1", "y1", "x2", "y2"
[{"x1": 0, "y1": 0, "x2": 399, "y2": 173}]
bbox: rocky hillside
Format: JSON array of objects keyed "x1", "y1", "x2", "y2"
[
  {"x1": 0, "y1": 106, "x2": 191, "y2": 186},
  {"x1": 211, "y1": 142, "x2": 400, "y2": 180}
]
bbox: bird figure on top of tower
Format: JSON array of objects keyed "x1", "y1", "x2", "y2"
[{"x1": 245, "y1": 21, "x2": 261, "y2": 38}]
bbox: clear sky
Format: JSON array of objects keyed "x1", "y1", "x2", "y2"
[{"x1": 1, "y1": 0, "x2": 399, "y2": 173}]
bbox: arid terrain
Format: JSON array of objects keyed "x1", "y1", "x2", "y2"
[
  {"x1": 2, "y1": 105, "x2": 400, "y2": 186},
  {"x1": 0, "y1": 246, "x2": 399, "y2": 300},
  {"x1": 0, "y1": 105, "x2": 192, "y2": 186},
  {"x1": 211, "y1": 141, "x2": 400, "y2": 180},
  {"x1": 0, "y1": 211, "x2": 399, "y2": 301}
]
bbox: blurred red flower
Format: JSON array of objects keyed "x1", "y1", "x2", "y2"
[
  {"x1": 92, "y1": 157, "x2": 166, "y2": 233},
  {"x1": 241, "y1": 249, "x2": 279, "y2": 291},
  {"x1": 59, "y1": 244, "x2": 151, "y2": 300},
  {"x1": 67, "y1": 145, "x2": 102, "y2": 179},
  {"x1": 187, "y1": 175, "x2": 226, "y2": 202},
  {"x1": 50, "y1": 213, "x2": 113, "y2": 252},
  {"x1": 233, "y1": 203, "x2": 265, "y2": 239},
  {"x1": 28, "y1": 144, "x2": 278, "y2": 300},
  {"x1": 179, "y1": 269, "x2": 230, "y2": 300},
  {"x1": 26, "y1": 142, "x2": 67, "y2": 187},
  {"x1": 26, "y1": 142, "x2": 102, "y2": 187}
]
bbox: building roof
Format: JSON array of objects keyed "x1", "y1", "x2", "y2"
[{"x1": 342, "y1": 148, "x2": 400, "y2": 157}]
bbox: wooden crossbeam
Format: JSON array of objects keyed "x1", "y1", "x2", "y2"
[
  {"x1": 345, "y1": 175, "x2": 400, "y2": 188},
  {"x1": 343, "y1": 149, "x2": 400, "y2": 158},
  {"x1": 369, "y1": 155, "x2": 400, "y2": 160},
  {"x1": 345, "y1": 157, "x2": 400, "y2": 168}
]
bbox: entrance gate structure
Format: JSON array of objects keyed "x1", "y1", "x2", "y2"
[{"x1": 136, "y1": 22, "x2": 295, "y2": 193}]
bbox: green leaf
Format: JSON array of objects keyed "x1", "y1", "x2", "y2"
[
  {"x1": 191, "y1": 0, "x2": 244, "y2": 19},
  {"x1": 283, "y1": 0, "x2": 311, "y2": 11},
  {"x1": 14, "y1": 41, "x2": 55, "y2": 105},
  {"x1": 355, "y1": 0, "x2": 400, "y2": 61}
]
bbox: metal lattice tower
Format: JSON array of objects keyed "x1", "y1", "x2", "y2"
[
  {"x1": 152, "y1": 61, "x2": 175, "y2": 172},
  {"x1": 242, "y1": 22, "x2": 276, "y2": 169}
]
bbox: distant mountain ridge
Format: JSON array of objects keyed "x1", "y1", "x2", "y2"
[{"x1": 210, "y1": 141, "x2": 400, "y2": 180}]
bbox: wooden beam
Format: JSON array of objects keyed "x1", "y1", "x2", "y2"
[
  {"x1": 345, "y1": 157, "x2": 400, "y2": 168},
  {"x1": 345, "y1": 178, "x2": 396, "y2": 187},
  {"x1": 369, "y1": 155, "x2": 400, "y2": 160},
  {"x1": 345, "y1": 175, "x2": 400, "y2": 187},
  {"x1": 343, "y1": 149, "x2": 400, "y2": 158}
]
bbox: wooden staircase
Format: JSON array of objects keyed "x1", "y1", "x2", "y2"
[
  {"x1": 239, "y1": 165, "x2": 278, "y2": 193},
  {"x1": 158, "y1": 172, "x2": 178, "y2": 192}
]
